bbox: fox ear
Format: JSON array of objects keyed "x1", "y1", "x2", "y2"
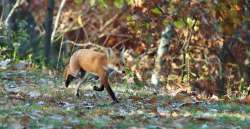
[{"x1": 106, "y1": 48, "x2": 113, "y2": 59}]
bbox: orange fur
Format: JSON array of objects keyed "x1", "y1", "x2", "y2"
[{"x1": 64, "y1": 48, "x2": 125, "y2": 103}]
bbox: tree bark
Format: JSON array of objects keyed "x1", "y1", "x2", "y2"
[
  {"x1": 51, "y1": 0, "x2": 66, "y2": 43},
  {"x1": 151, "y1": 24, "x2": 174, "y2": 87},
  {"x1": 44, "y1": 0, "x2": 55, "y2": 64},
  {"x1": 4, "y1": 0, "x2": 23, "y2": 28}
]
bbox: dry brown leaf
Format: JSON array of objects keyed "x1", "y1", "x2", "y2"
[
  {"x1": 82, "y1": 123, "x2": 95, "y2": 129},
  {"x1": 95, "y1": 109, "x2": 109, "y2": 116},
  {"x1": 129, "y1": 95, "x2": 141, "y2": 101},
  {"x1": 20, "y1": 115, "x2": 30, "y2": 127},
  {"x1": 147, "y1": 96, "x2": 157, "y2": 104},
  {"x1": 173, "y1": 93, "x2": 193, "y2": 104}
]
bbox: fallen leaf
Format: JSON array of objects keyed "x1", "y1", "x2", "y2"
[
  {"x1": 20, "y1": 115, "x2": 30, "y2": 127},
  {"x1": 147, "y1": 96, "x2": 157, "y2": 104},
  {"x1": 194, "y1": 113, "x2": 216, "y2": 121},
  {"x1": 111, "y1": 115, "x2": 125, "y2": 120},
  {"x1": 173, "y1": 92, "x2": 193, "y2": 104},
  {"x1": 129, "y1": 95, "x2": 141, "y2": 101}
]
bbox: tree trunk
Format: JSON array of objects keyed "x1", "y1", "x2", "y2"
[
  {"x1": 151, "y1": 24, "x2": 174, "y2": 88},
  {"x1": 44, "y1": 0, "x2": 55, "y2": 64},
  {"x1": 51, "y1": 0, "x2": 66, "y2": 43},
  {"x1": 4, "y1": 0, "x2": 23, "y2": 28},
  {"x1": 1, "y1": 0, "x2": 11, "y2": 20}
]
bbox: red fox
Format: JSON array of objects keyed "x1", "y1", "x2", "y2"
[{"x1": 64, "y1": 48, "x2": 125, "y2": 103}]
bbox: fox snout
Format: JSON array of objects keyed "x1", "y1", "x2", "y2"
[
  {"x1": 116, "y1": 69, "x2": 126, "y2": 75},
  {"x1": 65, "y1": 75, "x2": 75, "y2": 88},
  {"x1": 107, "y1": 64, "x2": 125, "y2": 75}
]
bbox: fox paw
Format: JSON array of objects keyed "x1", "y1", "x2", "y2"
[
  {"x1": 93, "y1": 86, "x2": 104, "y2": 91},
  {"x1": 111, "y1": 100, "x2": 119, "y2": 104},
  {"x1": 75, "y1": 91, "x2": 80, "y2": 98}
]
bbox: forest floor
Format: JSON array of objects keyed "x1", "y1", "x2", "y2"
[{"x1": 0, "y1": 63, "x2": 250, "y2": 129}]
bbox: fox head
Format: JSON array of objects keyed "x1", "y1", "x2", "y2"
[{"x1": 106, "y1": 47, "x2": 126, "y2": 75}]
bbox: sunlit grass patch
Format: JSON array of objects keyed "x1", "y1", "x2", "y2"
[
  {"x1": 203, "y1": 102, "x2": 250, "y2": 113},
  {"x1": 1, "y1": 68, "x2": 250, "y2": 129},
  {"x1": 38, "y1": 116, "x2": 63, "y2": 128},
  {"x1": 186, "y1": 123, "x2": 200, "y2": 129},
  {"x1": 116, "y1": 118, "x2": 137, "y2": 129},
  {"x1": 217, "y1": 113, "x2": 250, "y2": 127}
]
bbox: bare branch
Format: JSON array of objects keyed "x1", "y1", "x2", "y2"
[
  {"x1": 4, "y1": 0, "x2": 24, "y2": 28},
  {"x1": 99, "y1": 4, "x2": 127, "y2": 32},
  {"x1": 63, "y1": 40, "x2": 105, "y2": 50},
  {"x1": 151, "y1": 24, "x2": 175, "y2": 88},
  {"x1": 51, "y1": 0, "x2": 66, "y2": 43}
]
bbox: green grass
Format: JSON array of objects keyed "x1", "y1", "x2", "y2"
[{"x1": 1, "y1": 68, "x2": 250, "y2": 128}]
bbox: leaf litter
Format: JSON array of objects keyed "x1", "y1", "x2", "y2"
[{"x1": 0, "y1": 68, "x2": 250, "y2": 129}]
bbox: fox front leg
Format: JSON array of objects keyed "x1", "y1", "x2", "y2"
[
  {"x1": 100, "y1": 75, "x2": 118, "y2": 103},
  {"x1": 105, "y1": 84, "x2": 119, "y2": 103},
  {"x1": 65, "y1": 75, "x2": 76, "y2": 88}
]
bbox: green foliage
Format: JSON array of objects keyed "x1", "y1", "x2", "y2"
[
  {"x1": 74, "y1": 0, "x2": 83, "y2": 4},
  {"x1": 174, "y1": 19, "x2": 185, "y2": 29},
  {"x1": 218, "y1": 115, "x2": 248, "y2": 127},
  {"x1": 186, "y1": 17, "x2": 196, "y2": 28},
  {"x1": 116, "y1": 119, "x2": 136, "y2": 129},
  {"x1": 0, "y1": 20, "x2": 48, "y2": 67},
  {"x1": 0, "y1": 21, "x2": 30, "y2": 62},
  {"x1": 126, "y1": 0, "x2": 134, "y2": 6},
  {"x1": 89, "y1": 0, "x2": 108, "y2": 8},
  {"x1": 13, "y1": 22, "x2": 30, "y2": 61},
  {"x1": 0, "y1": 46, "x2": 7, "y2": 60},
  {"x1": 39, "y1": 116, "x2": 63, "y2": 128},
  {"x1": 114, "y1": 0, "x2": 125, "y2": 9},
  {"x1": 151, "y1": 7, "x2": 162, "y2": 15},
  {"x1": 98, "y1": 0, "x2": 108, "y2": 8},
  {"x1": 186, "y1": 123, "x2": 200, "y2": 129},
  {"x1": 174, "y1": 17, "x2": 197, "y2": 29},
  {"x1": 0, "y1": 23, "x2": 9, "y2": 60}
]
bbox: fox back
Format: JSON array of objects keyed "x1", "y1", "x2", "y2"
[{"x1": 65, "y1": 48, "x2": 124, "y2": 78}]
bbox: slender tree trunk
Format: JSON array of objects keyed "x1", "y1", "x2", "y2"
[
  {"x1": 151, "y1": 24, "x2": 174, "y2": 88},
  {"x1": 2, "y1": 0, "x2": 11, "y2": 22},
  {"x1": 4, "y1": 0, "x2": 23, "y2": 28},
  {"x1": 2, "y1": 0, "x2": 16, "y2": 50},
  {"x1": 51, "y1": 0, "x2": 66, "y2": 43},
  {"x1": 44, "y1": 0, "x2": 55, "y2": 64}
]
